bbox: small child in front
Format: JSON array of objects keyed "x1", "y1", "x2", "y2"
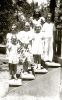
[{"x1": 6, "y1": 24, "x2": 20, "y2": 79}]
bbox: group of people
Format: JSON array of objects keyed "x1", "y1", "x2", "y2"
[{"x1": 6, "y1": 12, "x2": 56, "y2": 80}]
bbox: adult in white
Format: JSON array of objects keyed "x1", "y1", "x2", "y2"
[
  {"x1": 42, "y1": 13, "x2": 56, "y2": 62},
  {"x1": 26, "y1": 0, "x2": 33, "y2": 5},
  {"x1": 30, "y1": 8, "x2": 45, "y2": 28},
  {"x1": 26, "y1": 0, "x2": 49, "y2": 6}
]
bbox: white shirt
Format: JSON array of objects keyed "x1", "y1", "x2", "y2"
[
  {"x1": 30, "y1": 17, "x2": 45, "y2": 27},
  {"x1": 33, "y1": 0, "x2": 48, "y2": 6},
  {"x1": 6, "y1": 33, "x2": 20, "y2": 64},
  {"x1": 42, "y1": 22, "x2": 56, "y2": 38},
  {"x1": 17, "y1": 30, "x2": 33, "y2": 44}
]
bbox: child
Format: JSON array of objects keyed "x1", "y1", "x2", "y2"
[
  {"x1": 42, "y1": 13, "x2": 56, "y2": 62},
  {"x1": 17, "y1": 22, "x2": 35, "y2": 76},
  {"x1": 31, "y1": 23, "x2": 48, "y2": 72},
  {"x1": 6, "y1": 24, "x2": 20, "y2": 79}
]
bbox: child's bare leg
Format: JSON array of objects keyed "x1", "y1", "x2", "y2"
[
  {"x1": 9, "y1": 63, "x2": 13, "y2": 79},
  {"x1": 9, "y1": 64, "x2": 17, "y2": 79},
  {"x1": 12, "y1": 64, "x2": 17, "y2": 79},
  {"x1": 33, "y1": 55, "x2": 38, "y2": 69},
  {"x1": 33, "y1": 55, "x2": 38, "y2": 64},
  {"x1": 37, "y1": 55, "x2": 41, "y2": 69},
  {"x1": 23, "y1": 58, "x2": 28, "y2": 72}
]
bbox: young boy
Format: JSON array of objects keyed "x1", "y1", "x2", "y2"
[
  {"x1": 6, "y1": 24, "x2": 20, "y2": 79},
  {"x1": 42, "y1": 13, "x2": 56, "y2": 62}
]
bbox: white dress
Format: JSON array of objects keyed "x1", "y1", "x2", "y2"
[
  {"x1": 17, "y1": 30, "x2": 33, "y2": 63},
  {"x1": 6, "y1": 33, "x2": 20, "y2": 64},
  {"x1": 31, "y1": 31, "x2": 43, "y2": 55},
  {"x1": 30, "y1": 17, "x2": 45, "y2": 27},
  {"x1": 33, "y1": 0, "x2": 48, "y2": 6}
]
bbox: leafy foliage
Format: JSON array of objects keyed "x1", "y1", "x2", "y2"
[
  {"x1": 0, "y1": 0, "x2": 16, "y2": 34},
  {"x1": 0, "y1": 0, "x2": 32, "y2": 35}
]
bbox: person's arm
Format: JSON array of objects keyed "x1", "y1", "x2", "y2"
[
  {"x1": 6, "y1": 34, "x2": 12, "y2": 52},
  {"x1": 41, "y1": 24, "x2": 45, "y2": 38}
]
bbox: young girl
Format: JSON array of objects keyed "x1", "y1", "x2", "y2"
[
  {"x1": 6, "y1": 24, "x2": 20, "y2": 79},
  {"x1": 31, "y1": 23, "x2": 48, "y2": 73},
  {"x1": 17, "y1": 22, "x2": 35, "y2": 77}
]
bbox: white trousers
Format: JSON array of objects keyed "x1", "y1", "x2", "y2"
[{"x1": 44, "y1": 37, "x2": 53, "y2": 61}]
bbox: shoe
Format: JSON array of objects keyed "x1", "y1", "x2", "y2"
[
  {"x1": 41, "y1": 66, "x2": 44, "y2": 69},
  {"x1": 23, "y1": 71, "x2": 28, "y2": 75},
  {"x1": 8, "y1": 79, "x2": 22, "y2": 86},
  {"x1": 37, "y1": 64, "x2": 41, "y2": 69},
  {"x1": 21, "y1": 71, "x2": 35, "y2": 80},
  {"x1": 34, "y1": 67, "x2": 48, "y2": 73},
  {"x1": 32, "y1": 63, "x2": 37, "y2": 70},
  {"x1": 45, "y1": 61, "x2": 61, "y2": 67},
  {"x1": 40, "y1": 68, "x2": 48, "y2": 73},
  {"x1": 36, "y1": 65, "x2": 44, "y2": 70}
]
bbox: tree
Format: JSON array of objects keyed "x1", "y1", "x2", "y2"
[{"x1": 0, "y1": 0, "x2": 17, "y2": 43}]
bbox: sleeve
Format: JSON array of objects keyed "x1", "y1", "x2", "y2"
[{"x1": 40, "y1": 17, "x2": 45, "y2": 23}]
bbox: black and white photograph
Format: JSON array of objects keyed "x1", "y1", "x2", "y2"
[{"x1": 0, "y1": 0, "x2": 62, "y2": 100}]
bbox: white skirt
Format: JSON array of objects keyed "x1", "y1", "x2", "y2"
[{"x1": 31, "y1": 39, "x2": 44, "y2": 55}]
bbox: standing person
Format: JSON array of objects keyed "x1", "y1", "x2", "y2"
[
  {"x1": 31, "y1": 23, "x2": 48, "y2": 73},
  {"x1": 29, "y1": 8, "x2": 45, "y2": 28},
  {"x1": 6, "y1": 24, "x2": 20, "y2": 79},
  {"x1": 17, "y1": 22, "x2": 35, "y2": 76},
  {"x1": 42, "y1": 13, "x2": 56, "y2": 62}
]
